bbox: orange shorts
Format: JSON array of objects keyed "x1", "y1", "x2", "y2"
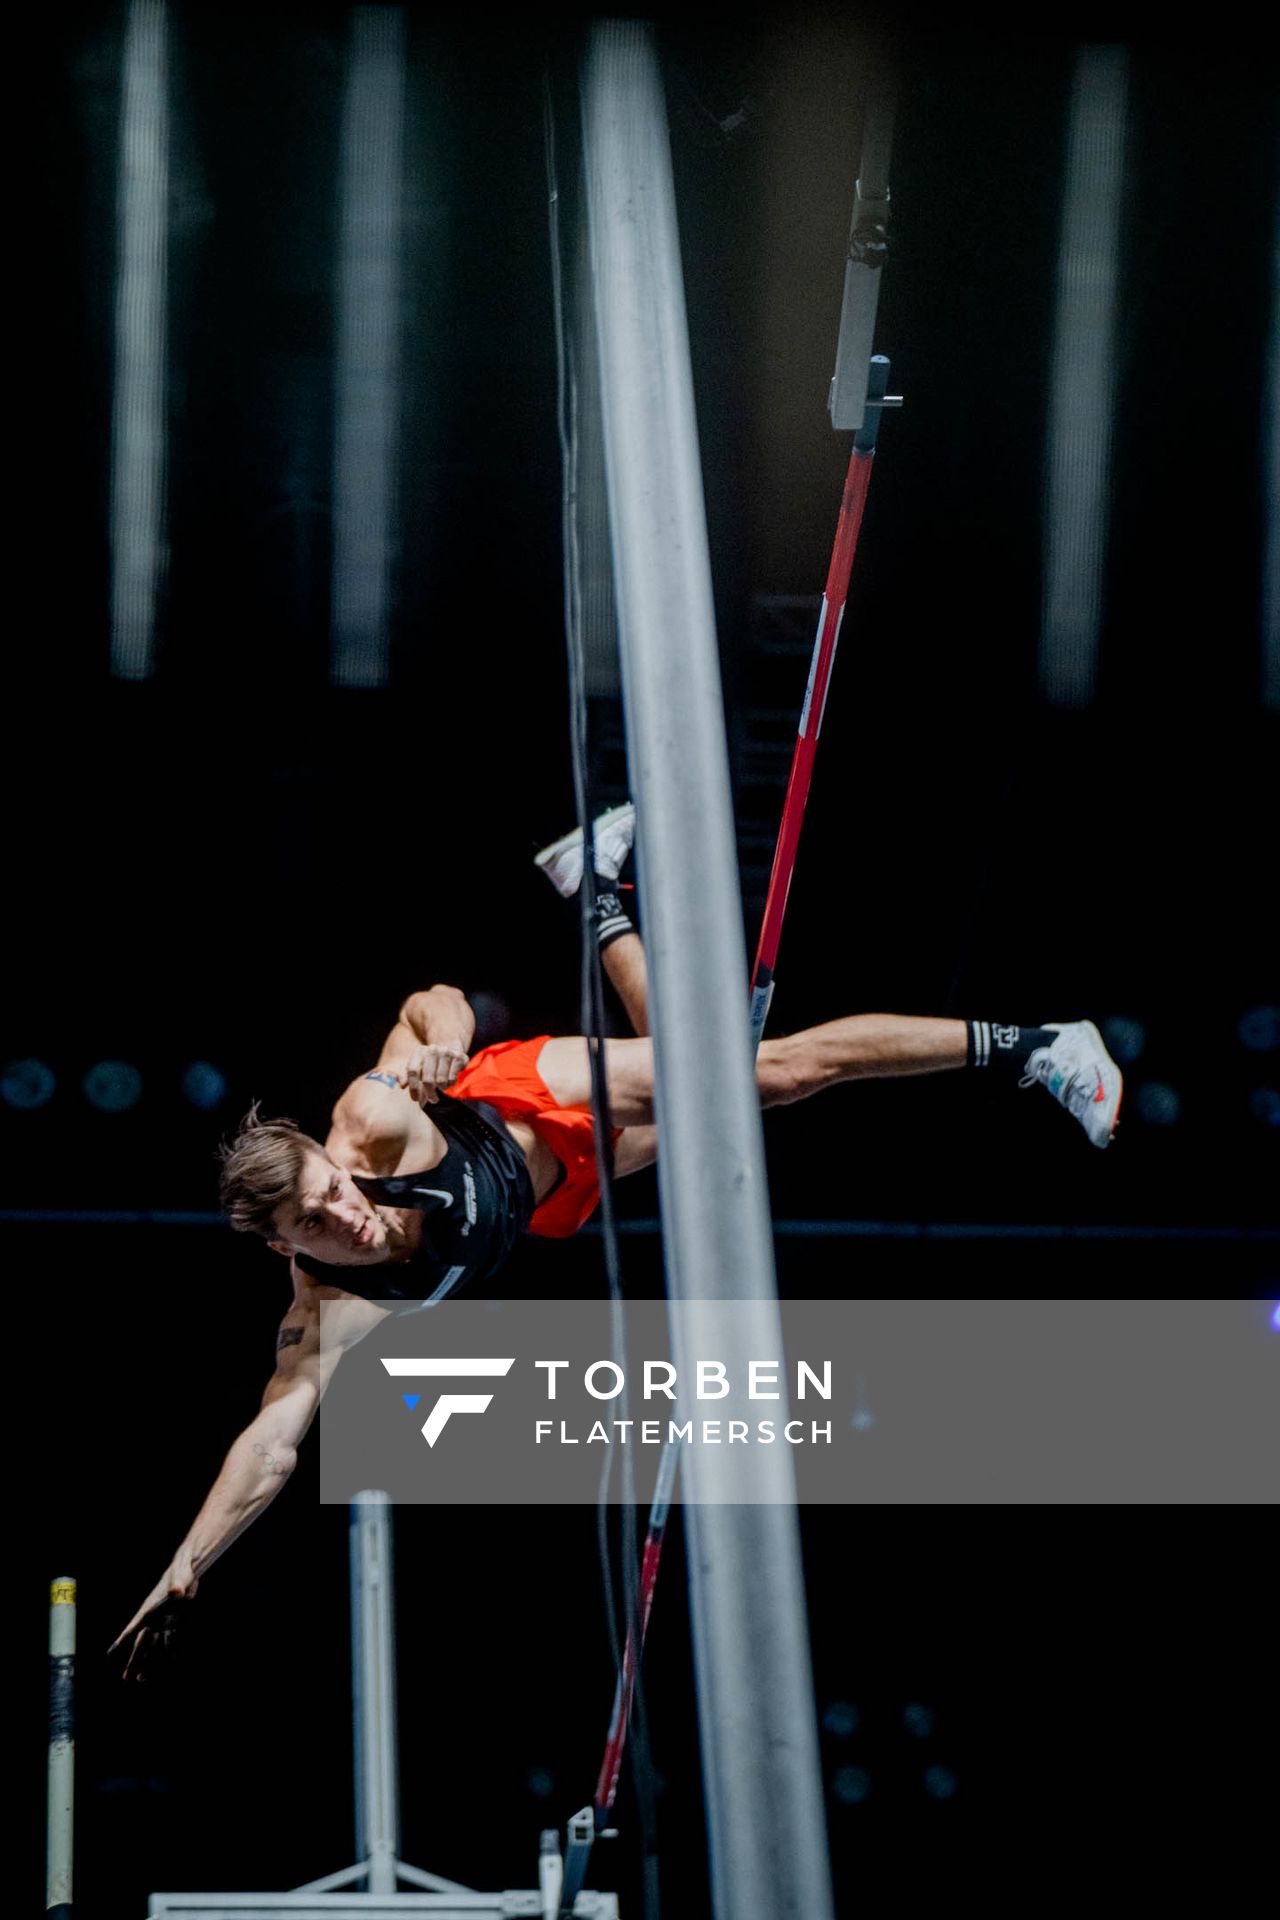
[{"x1": 449, "y1": 1036, "x2": 618, "y2": 1240}]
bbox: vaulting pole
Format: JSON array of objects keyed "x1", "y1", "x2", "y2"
[
  {"x1": 581, "y1": 23, "x2": 835, "y2": 1919},
  {"x1": 47, "y1": 1577, "x2": 76, "y2": 1918},
  {"x1": 749, "y1": 355, "x2": 891, "y2": 1049}
]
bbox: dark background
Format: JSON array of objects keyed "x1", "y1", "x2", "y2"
[{"x1": 13, "y1": 4, "x2": 1278, "y2": 1914}]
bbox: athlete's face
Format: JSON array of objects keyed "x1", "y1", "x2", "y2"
[{"x1": 269, "y1": 1148, "x2": 391, "y2": 1265}]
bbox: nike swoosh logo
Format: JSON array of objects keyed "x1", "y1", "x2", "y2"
[
  {"x1": 410, "y1": 1187, "x2": 453, "y2": 1208},
  {"x1": 1093, "y1": 1076, "x2": 1107, "y2": 1103}
]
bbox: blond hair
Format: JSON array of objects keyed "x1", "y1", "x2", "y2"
[{"x1": 218, "y1": 1103, "x2": 319, "y2": 1239}]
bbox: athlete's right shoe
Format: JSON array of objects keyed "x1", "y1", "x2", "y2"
[
  {"x1": 534, "y1": 802, "x2": 636, "y2": 899},
  {"x1": 1020, "y1": 1021, "x2": 1124, "y2": 1148}
]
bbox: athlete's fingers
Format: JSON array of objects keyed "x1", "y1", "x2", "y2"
[
  {"x1": 129, "y1": 1628, "x2": 160, "y2": 1682},
  {"x1": 401, "y1": 1044, "x2": 466, "y2": 1103},
  {"x1": 109, "y1": 1619, "x2": 142, "y2": 1669}
]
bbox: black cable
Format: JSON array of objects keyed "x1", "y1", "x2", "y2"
[{"x1": 544, "y1": 66, "x2": 662, "y2": 1919}]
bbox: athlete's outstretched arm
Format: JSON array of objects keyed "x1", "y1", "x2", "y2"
[{"x1": 109, "y1": 1289, "x2": 386, "y2": 1678}]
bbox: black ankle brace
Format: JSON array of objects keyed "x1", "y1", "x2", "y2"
[{"x1": 589, "y1": 879, "x2": 634, "y2": 952}]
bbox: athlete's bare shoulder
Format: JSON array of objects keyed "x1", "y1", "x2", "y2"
[{"x1": 326, "y1": 1068, "x2": 440, "y2": 1178}]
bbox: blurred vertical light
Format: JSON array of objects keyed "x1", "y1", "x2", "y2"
[
  {"x1": 330, "y1": 7, "x2": 407, "y2": 689},
  {"x1": 1040, "y1": 47, "x2": 1128, "y2": 708},
  {"x1": 110, "y1": 0, "x2": 169, "y2": 680},
  {"x1": 1264, "y1": 188, "x2": 1280, "y2": 711}
]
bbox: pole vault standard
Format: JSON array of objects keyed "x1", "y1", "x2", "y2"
[
  {"x1": 568, "y1": 50, "x2": 900, "y2": 1909},
  {"x1": 581, "y1": 22, "x2": 836, "y2": 1920},
  {"x1": 150, "y1": 1493, "x2": 618, "y2": 1916}
]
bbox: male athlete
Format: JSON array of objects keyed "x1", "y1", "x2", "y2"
[{"x1": 111, "y1": 802, "x2": 1122, "y2": 1677}]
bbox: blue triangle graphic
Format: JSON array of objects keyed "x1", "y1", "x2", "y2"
[{"x1": 401, "y1": 1394, "x2": 421, "y2": 1412}]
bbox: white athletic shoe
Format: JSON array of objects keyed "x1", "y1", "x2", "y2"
[
  {"x1": 1020, "y1": 1021, "x2": 1124, "y2": 1149},
  {"x1": 534, "y1": 802, "x2": 636, "y2": 899}
]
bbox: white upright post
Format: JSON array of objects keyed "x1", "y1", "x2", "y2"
[{"x1": 351, "y1": 1490, "x2": 399, "y2": 1895}]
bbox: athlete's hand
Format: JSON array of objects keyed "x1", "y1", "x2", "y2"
[
  {"x1": 109, "y1": 1563, "x2": 199, "y2": 1682},
  {"x1": 399, "y1": 1042, "x2": 469, "y2": 1107}
]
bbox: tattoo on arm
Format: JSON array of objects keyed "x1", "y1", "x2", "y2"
[
  {"x1": 276, "y1": 1327, "x2": 305, "y2": 1352},
  {"x1": 253, "y1": 1440, "x2": 288, "y2": 1474},
  {"x1": 364, "y1": 1071, "x2": 399, "y2": 1089}
]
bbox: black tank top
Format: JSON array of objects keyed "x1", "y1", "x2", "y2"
[{"x1": 295, "y1": 1094, "x2": 535, "y2": 1308}]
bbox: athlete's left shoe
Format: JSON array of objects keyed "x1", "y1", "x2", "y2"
[
  {"x1": 1020, "y1": 1021, "x2": 1124, "y2": 1148},
  {"x1": 534, "y1": 802, "x2": 636, "y2": 899}
]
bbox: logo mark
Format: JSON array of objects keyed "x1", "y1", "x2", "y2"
[
  {"x1": 381, "y1": 1357, "x2": 515, "y2": 1446},
  {"x1": 410, "y1": 1186, "x2": 453, "y2": 1210}
]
